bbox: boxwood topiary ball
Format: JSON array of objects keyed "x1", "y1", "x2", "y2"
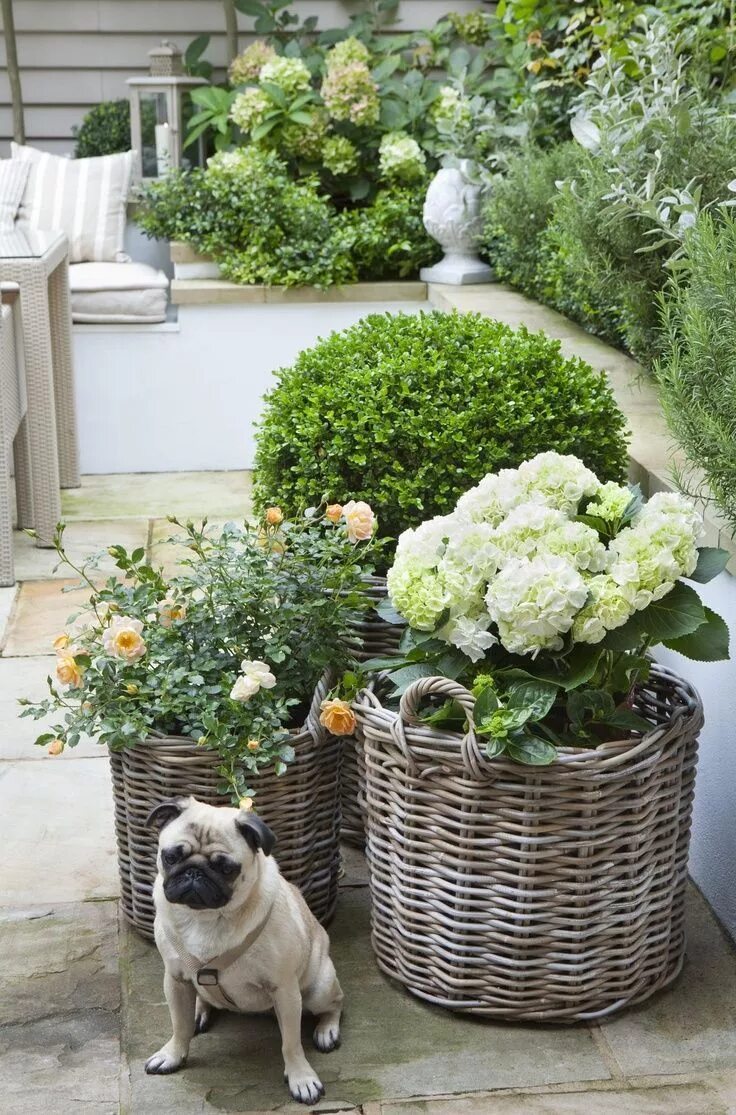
[{"x1": 253, "y1": 310, "x2": 629, "y2": 546}]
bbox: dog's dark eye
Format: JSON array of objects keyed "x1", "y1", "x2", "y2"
[
  {"x1": 212, "y1": 856, "x2": 239, "y2": 876},
  {"x1": 162, "y1": 847, "x2": 181, "y2": 866}
]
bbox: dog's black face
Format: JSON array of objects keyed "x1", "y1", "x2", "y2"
[
  {"x1": 160, "y1": 845, "x2": 240, "y2": 909},
  {"x1": 146, "y1": 798, "x2": 276, "y2": 912}
]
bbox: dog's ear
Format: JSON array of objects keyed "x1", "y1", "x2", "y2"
[
  {"x1": 146, "y1": 798, "x2": 188, "y2": 831},
  {"x1": 236, "y1": 813, "x2": 276, "y2": 857}
]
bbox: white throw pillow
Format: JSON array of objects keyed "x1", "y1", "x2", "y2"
[
  {"x1": 11, "y1": 143, "x2": 134, "y2": 263},
  {"x1": 0, "y1": 159, "x2": 30, "y2": 231}
]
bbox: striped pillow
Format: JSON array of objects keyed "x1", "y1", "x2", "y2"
[
  {"x1": 0, "y1": 159, "x2": 30, "y2": 231},
  {"x1": 11, "y1": 143, "x2": 134, "y2": 263}
]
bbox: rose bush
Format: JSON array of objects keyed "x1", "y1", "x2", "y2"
[{"x1": 21, "y1": 506, "x2": 380, "y2": 801}]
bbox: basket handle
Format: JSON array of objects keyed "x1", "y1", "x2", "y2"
[
  {"x1": 305, "y1": 668, "x2": 336, "y2": 742},
  {"x1": 398, "y1": 676, "x2": 491, "y2": 779}
]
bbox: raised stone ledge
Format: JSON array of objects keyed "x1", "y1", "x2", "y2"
[
  {"x1": 171, "y1": 278, "x2": 428, "y2": 305},
  {"x1": 427, "y1": 282, "x2": 736, "y2": 573}
]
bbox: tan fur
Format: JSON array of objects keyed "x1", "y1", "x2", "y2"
[{"x1": 145, "y1": 798, "x2": 343, "y2": 1105}]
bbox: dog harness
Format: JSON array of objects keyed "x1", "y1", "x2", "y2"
[{"x1": 163, "y1": 902, "x2": 274, "y2": 1010}]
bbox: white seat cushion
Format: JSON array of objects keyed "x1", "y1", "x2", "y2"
[{"x1": 69, "y1": 261, "x2": 169, "y2": 324}]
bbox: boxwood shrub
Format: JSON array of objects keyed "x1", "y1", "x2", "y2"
[{"x1": 253, "y1": 311, "x2": 629, "y2": 544}]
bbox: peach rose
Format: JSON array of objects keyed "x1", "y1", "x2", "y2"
[
  {"x1": 48, "y1": 738, "x2": 64, "y2": 756},
  {"x1": 527, "y1": 29, "x2": 543, "y2": 46},
  {"x1": 53, "y1": 633, "x2": 70, "y2": 652},
  {"x1": 265, "y1": 506, "x2": 284, "y2": 525},
  {"x1": 103, "y1": 616, "x2": 146, "y2": 662},
  {"x1": 325, "y1": 503, "x2": 343, "y2": 523},
  {"x1": 319, "y1": 698, "x2": 357, "y2": 736},
  {"x1": 158, "y1": 598, "x2": 187, "y2": 627},
  {"x1": 246, "y1": 739, "x2": 260, "y2": 752},
  {"x1": 239, "y1": 796, "x2": 254, "y2": 812},
  {"x1": 56, "y1": 654, "x2": 83, "y2": 688},
  {"x1": 342, "y1": 500, "x2": 375, "y2": 544}
]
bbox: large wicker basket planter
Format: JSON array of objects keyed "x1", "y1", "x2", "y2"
[
  {"x1": 354, "y1": 665, "x2": 703, "y2": 1021},
  {"x1": 343, "y1": 574, "x2": 403, "y2": 847},
  {"x1": 109, "y1": 672, "x2": 340, "y2": 939}
]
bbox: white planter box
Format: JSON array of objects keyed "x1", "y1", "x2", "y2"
[{"x1": 169, "y1": 240, "x2": 222, "y2": 280}]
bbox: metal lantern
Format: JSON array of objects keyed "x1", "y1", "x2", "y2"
[{"x1": 127, "y1": 42, "x2": 208, "y2": 181}]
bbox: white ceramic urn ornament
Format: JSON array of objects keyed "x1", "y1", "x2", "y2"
[{"x1": 420, "y1": 160, "x2": 494, "y2": 285}]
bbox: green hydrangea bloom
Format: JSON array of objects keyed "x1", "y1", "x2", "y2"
[{"x1": 322, "y1": 135, "x2": 359, "y2": 176}]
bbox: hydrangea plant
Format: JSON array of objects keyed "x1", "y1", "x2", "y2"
[
  {"x1": 21, "y1": 505, "x2": 381, "y2": 802},
  {"x1": 372, "y1": 453, "x2": 729, "y2": 763}
]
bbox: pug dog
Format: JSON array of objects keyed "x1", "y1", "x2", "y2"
[{"x1": 144, "y1": 796, "x2": 343, "y2": 1105}]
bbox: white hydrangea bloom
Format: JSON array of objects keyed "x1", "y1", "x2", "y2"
[
  {"x1": 585, "y1": 480, "x2": 633, "y2": 523},
  {"x1": 439, "y1": 613, "x2": 497, "y2": 662},
  {"x1": 386, "y1": 564, "x2": 450, "y2": 631},
  {"x1": 454, "y1": 469, "x2": 525, "y2": 525},
  {"x1": 393, "y1": 512, "x2": 456, "y2": 570},
  {"x1": 485, "y1": 554, "x2": 588, "y2": 656},
  {"x1": 516, "y1": 452, "x2": 601, "y2": 513},
  {"x1": 571, "y1": 574, "x2": 639, "y2": 644},
  {"x1": 439, "y1": 519, "x2": 499, "y2": 604},
  {"x1": 610, "y1": 493, "x2": 701, "y2": 592}
]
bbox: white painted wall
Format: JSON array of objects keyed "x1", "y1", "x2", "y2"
[
  {"x1": 72, "y1": 299, "x2": 427, "y2": 473},
  {"x1": 656, "y1": 572, "x2": 736, "y2": 940}
]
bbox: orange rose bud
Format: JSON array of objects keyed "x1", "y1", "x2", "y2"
[
  {"x1": 53, "y1": 633, "x2": 70, "y2": 652},
  {"x1": 56, "y1": 654, "x2": 83, "y2": 688},
  {"x1": 527, "y1": 29, "x2": 542, "y2": 46},
  {"x1": 325, "y1": 503, "x2": 343, "y2": 523},
  {"x1": 319, "y1": 698, "x2": 357, "y2": 736},
  {"x1": 48, "y1": 739, "x2": 64, "y2": 756},
  {"x1": 246, "y1": 739, "x2": 260, "y2": 752},
  {"x1": 265, "y1": 506, "x2": 284, "y2": 526}
]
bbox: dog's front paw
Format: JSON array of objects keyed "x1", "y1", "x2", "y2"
[
  {"x1": 145, "y1": 1046, "x2": 187, "y2": 1075},
  {"x1": 286, "y1": 1068, "x2": 325, "y2": 1105},
  {"x1": 313, "y1": 1019, "x2": 341, "y2": 1052}
]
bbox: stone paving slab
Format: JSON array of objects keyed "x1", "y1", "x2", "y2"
[
  {"x1": 599, "y1": 887, "x2": 736, "y2": 1076},
  {"x1": 0, "y1": 583, "x2": 17, "y2": 639},
  {"x1": 2, "y1": 579, "x2": 97, "y2": 656},
  {"x1": 0, "y1": 899, "x2": 120, "y2": 1115},
  {"x1": 376, "y1": 1076, "x2": 736, "y2": 1114},
  {"x1": 12, "y1": 518, "x2": 149, "y2": 581},
  {"x1": 0, "y1": 758, "x2": 118, "y2": 905},
  {"x1": 61, "y1": 471, "x2": 253, "y2": 522},
  {"x1": 121, "y1": 887, "x2": 610, "y2": 1114},
  {"x1": 0, "y1": 654, "x2": 100, "y2": 760}
]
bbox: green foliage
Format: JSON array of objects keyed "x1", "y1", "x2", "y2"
[
  {"x1": 20, "y1": 514, "x2": 380, "y2": 802},
  {"x1": 339, "y1": 185, "x2": 439, "y2": 279},
  {"x1": 483, "y1": 17, "x2": 736, "y2": 363},
  {"x1": 73, "y1": 100, "x2": 131, "y2": 158},
  {"x1": 137, "y1": 149, "x2": 354, "y2": 287},
  {"x1": 484, "y1": 141, "x2": 584, "y2": 298},
  {"x1": 138, "y1": 150, "x2": 436, "y2": 285},
  {"x1": 253, "y1": 311, "x2": 630, "y2": 545},
  {"x1": 656, "y1": 210, "x2": 736, "y2": 535}
]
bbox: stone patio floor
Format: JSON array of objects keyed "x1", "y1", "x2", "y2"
[{"x1": 2, "y1": 472, "x2": 736, "y2": 1115}]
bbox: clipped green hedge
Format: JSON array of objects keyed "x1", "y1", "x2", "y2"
[
  {"x1": 73, "y1": 100, "x2": 131, "y2": 158},
  {"x1": 253, "y1": 310, "x2": 630, "y2": 544}
]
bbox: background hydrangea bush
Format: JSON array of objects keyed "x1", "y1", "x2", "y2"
[{"x1": 253, "y1": 311, "x2": 630, "y2": 546}]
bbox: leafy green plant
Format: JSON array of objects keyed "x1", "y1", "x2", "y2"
[
  {"x1": 339, "y1": 185, "x2": 439, "y2": 279},
  {"x1": 253, "y1": 311, "x2": 630, "y2": 547},
  {"x1": 73, "y1": 100, "x2": 131, "y2": 158},
  {"x1": 137, "y1": 148, "x2": 354, "y2": 287},
  {"x1": 656, "y1": 209, "x2": 736, "y2": 532},
  {"x1": 20, "y1": 509, "x2": 380, "y2": 802}
]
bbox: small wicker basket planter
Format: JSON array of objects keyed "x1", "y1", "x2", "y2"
[
  {"x1": 354, "y1": 665, "x2": 703, "y2": 1022},
  {"x1": 342, "y1": 574, "x2": 404, "y2": 847},
  {"x1": 109, "y1": 672, "x2": 340, "y2": 939}
]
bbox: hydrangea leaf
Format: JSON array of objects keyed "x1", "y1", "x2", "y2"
[{"x1": 663, "y1": 606, "x2": 729, "y2": 661}]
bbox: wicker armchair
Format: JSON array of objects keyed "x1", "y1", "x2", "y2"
[{"x1": 0, "y1": 284, "x2": 33, "y2": 585}]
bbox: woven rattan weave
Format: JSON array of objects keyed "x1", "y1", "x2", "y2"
[
  {"x1": 109, "y1": 672, "x2": 341, "y2": 939},
  {"x1": 354, "y1": 664, "x2": 703, "y2": 1021},
  {"x1": 342, "y1": 574, "x2": 403, "y2": 846}
]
